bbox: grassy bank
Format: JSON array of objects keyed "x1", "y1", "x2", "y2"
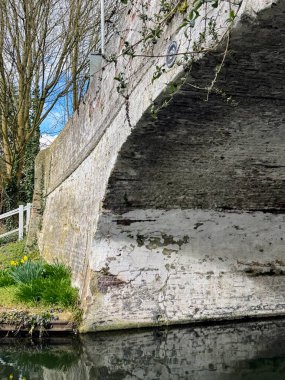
[{"x1": 0, "y1": 240, "x2": 81, "y2": 332}]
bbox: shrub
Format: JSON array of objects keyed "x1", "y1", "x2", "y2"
[
  {"x1": 10, "y1": 261, "x2": 45, "y2": 284},
  {"x1": 43, "y1": 262, "x2": 71, "y2": 280},
  {"x1": 16, "y1": 281, "x2": 43, "y2": 303},
  {"x1": 16, "y1": 277, "x2": 78, "y2": 307},
  {"x1": 0, "y1": 244, "x2": 78, "y2": 309},
  {"x1": 0, "y1": 269, "x2": 15, "y2": 287},
  {"x1": 41, "y1": 278, "x2": 78, "y2": 307}
]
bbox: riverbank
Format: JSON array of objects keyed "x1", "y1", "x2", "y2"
[
  {"x1": 0, "y1": 240, "x2": 81, "y2": 335},
  {"x1": 0, "y1": 309, "x2": 76, "y2": 336}
]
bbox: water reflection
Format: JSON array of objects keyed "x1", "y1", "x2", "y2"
[{"x1": 1, "y1": 319, "x2": 285, "y2": 379}]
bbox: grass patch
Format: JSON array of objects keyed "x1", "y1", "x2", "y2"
[
  {"x1": 0, "y1": 285, "x2": 21, "y2": 307},
  {"x1": 17, "y1": 278, "x2": 78, "y2": 307},
  {"x1": 0, "y1": 269, "x2": 15, "y2": 287},
  {"x1": 0, "y1": 239, "x2": 39, "y2": 270},
  {"x1": 0, "y1": 241, "x2": 79, "y2": 312}
]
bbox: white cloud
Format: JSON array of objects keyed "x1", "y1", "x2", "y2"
[{"x1": 40, "y1": 133, "x2": 58, "y2": 150}]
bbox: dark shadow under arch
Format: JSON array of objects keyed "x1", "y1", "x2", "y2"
[{"x1": 103, "y1": 2, "x2": 285, "y2": 214}]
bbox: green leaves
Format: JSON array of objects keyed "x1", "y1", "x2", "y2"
[
  {"x1": 16, "y1": 277, "x2": 78, "y2": 307},
  {"x1": 115, "y1": 0, "x2": 236, "y2": 129},
  {"x1": 178, "y1": 1, "x2": 188, "y2": 14},
  {"x1": 0, "y1": 253, "x2": 78, "y2": 307},
  {"x1": 168, "y1": 80, "x2": 183, "y2": 95},
  {"x1": 10, "y1": 261, "x2": 44, "y2": 284},
  {"x1": 228, "y1": 9, "x2": 236, "y2": 22},
  {"x1": 152, "y1": 65, "x2": 166, "y2": 84},
  {"x1": 0, "y1": 269, "x2": 14, "y2": 287},
  {"x1": 211, "y1": 0, "x2": 219, "y2": 8},
  {"x1": 114, "y1": 72, "x2": 128, "y2": 93},
  {"x1": 122, "y1": 41, "x2": 135, "y2": 58},
  {"x1": 144, "y1": 26, "x2": 163, "y2": 44},
  {"x1": 159, "y1": 0, "x2": 172, "y2": 13},
  {"x1": 180, "y1": 0, "x2": 221, "y2": 28},
  {"x1": 150, "y1": 104, "x2": 158, "y2": 120}
]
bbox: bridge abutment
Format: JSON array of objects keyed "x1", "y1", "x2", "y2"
[{"x1": 81, "y1": 209, "x2": 284, "y2": 331}]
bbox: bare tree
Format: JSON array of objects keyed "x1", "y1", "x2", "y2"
[{"x1": 0, "y1": 0, "x2": 117, "y2": 209}]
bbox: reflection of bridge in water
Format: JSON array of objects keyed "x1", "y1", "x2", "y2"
[
  {"x1": 2, "y1": 320, "x2": 285, "y2": 379},
  {"x1": 29, "y1": 0, "x2": 285, "y2": 331}
]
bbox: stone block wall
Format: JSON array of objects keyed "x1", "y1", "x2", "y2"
[{"x1": 28, "y1": 0, "x2": 285, "y2": 331}]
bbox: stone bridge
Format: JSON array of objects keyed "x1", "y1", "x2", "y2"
[{"x1": 29, "y1": 0, "x2": 285, "y2": 332}]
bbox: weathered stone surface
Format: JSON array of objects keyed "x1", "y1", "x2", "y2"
[
  {"x1": 27, "y1": 149, "x2": 51, "y2": 250},
  {"x1": 81, "y1": 209, "x2": 285, "y2": 331},
  {"x1": 28, "y1": 0, "x2": 285, "y2": 331}
]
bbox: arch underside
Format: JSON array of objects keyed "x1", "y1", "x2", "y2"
[
  {"x1": 104, "y1": 5, "x2": 285, "y2": 214},
  {"x1": 85, "y1": 2, "x2": 285, "y2": 331}
]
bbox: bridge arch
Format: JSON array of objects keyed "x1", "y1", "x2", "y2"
[
  {"x1": 84, "y1": 2, "x2": 285, "y2": 331},
  {"x1": 28, "y1": 0, "x2": 285, "y2": 331},
  {"x1": 103, "y1": 1, "x2": 285, "y2": 214}
]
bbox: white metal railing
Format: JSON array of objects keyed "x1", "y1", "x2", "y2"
[{"x1": 0, "y1": 203, "x2": 32, "y2": 241}]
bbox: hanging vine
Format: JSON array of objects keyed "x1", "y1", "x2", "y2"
[{"x1": 94, "y1": 0, "x2": 243, "y2": 125}]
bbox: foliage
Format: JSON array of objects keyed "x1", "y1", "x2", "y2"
[
  {"x1": 0, "y1": 241, "x2": 79, "y2": 309},
  {"x1": 17, "y1": 278, "x2": 78, "y2": 307},
  {"x1": 2, "y1": 127, "x2": 39, "y2": 213},
  {"x1": 41, "y1": 278, "x2": 77, "y2": 307},
  {"x1": 11, "y1": 259, "x2": 78, "y2": 307},
  {"x1": 0, "y1": 0, "x2": 119, "y2": 211},
  {"x1": 0, "y1": 230, "x2": 19, "y2": 246},
  {"x1": 10, "y1": 260, "x2": 44, "y2": 285},
  {"x1": 20, "y1": 128, "x2": 41, "y2": 206},
  {"x1": 108, "y1": 0, "x2": 242, "y2": 121},
  {"x1": 0, "y1": 269, "x2": 14, "y2": 287},
  {"x1": 43, "y1": 262, "x2": 71, "y2": 280},
  {"x1": 0, "y1": 310, "x2": 53, "y2": 335}
]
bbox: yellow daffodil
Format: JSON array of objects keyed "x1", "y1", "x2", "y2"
[
  {"x1": 21, "y1": 259, "x2": 25, "y2": 264},
  {"x1": 9, "y1": 374, "x2": 13, "y2": 379},
  {"x1": 23, "y1": 255, "x2": 28, "y2": 261}
]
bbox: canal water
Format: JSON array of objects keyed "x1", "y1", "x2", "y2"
[{"x1": 1, "y1": 319, "x2": 285, "y2": 379}]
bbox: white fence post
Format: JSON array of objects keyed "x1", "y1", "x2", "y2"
[
  {"x1": 18, "y1": 205, "x2": 24, "y2": 241},
  {"x1": 0, "y1": 203, "x2": 32, "y2": 241}
]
